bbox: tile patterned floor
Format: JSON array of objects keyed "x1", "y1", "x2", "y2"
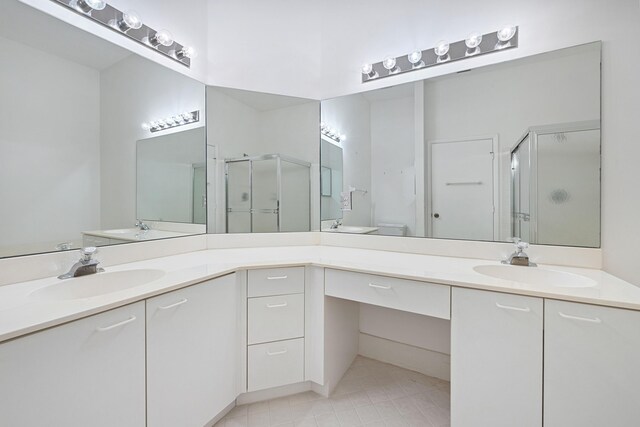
[{"x1": 215, "y1": 356, "x2": 450, "y2": 427}]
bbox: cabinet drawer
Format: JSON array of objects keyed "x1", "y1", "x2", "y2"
[
  {"x1": 248, "y1": 293, "x2": 304, "y2": 345},
  {"x1": 248, "y1": 267, "x2": 304, "y2": 297},
  {"x1": 325, "y1": 269, "x2": 450, "y2": 319},
  {"x1": 248, "y1": 338, "x2": 304, "y2": 391}
]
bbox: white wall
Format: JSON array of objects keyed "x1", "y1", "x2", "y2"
[
  {"x1": 0, "y1": 35, "x2": 100, "y2": 255},
  {"x1": 370, "y1": 96, "x2": 416, "y2": 235},
  {"x1": 206, "y1": 0, "x2": 322, "y2": 99},
  {"x1": 100, "y1": 55, "x2": 205, "y2": 229}
]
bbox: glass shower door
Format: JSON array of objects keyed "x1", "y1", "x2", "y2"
[
  {"x1": 226, "y1": 160, "x2": 252, "y2": 233},
  {"x1": 251, "y1": 157, "x2": 279, "y2": 232},
  {"x1": 512, "y1": 135, "x2": 531, "y2": 242}
]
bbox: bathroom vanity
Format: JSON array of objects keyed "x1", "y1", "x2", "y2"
[{"x1": 1, "y1": 245, "x2": 639, "y2": 427}]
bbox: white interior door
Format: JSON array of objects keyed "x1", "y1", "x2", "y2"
[{"x1": 430, "y1": 138, "x2": 495, "y2": 240}]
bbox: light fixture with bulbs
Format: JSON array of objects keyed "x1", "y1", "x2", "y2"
[
  {"x1": 142, "y1": 111, "x2": 200, "y2": 133},
  {"x1": 50, "y1": 0, "x2": 196, "y2": 68},
  {"x1": 320, "y1": 122, "x2": 345, "y2": 143},
  {"x1": 362, "y1": 25, "x2": 518, "y2": 83}
]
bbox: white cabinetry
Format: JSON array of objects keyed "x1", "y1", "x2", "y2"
[
  {"x1": 451, "y1": 287, "x2": 543, "y2": 427},
  {"x1": 544, "y1": 300, "x2": 640, "y2": 427},
  {"x1": 146, "y1": 274, "x2": 238, "y2": 427},
  {"x1": 247, "y1": 267, "x2": 305, "y2": 391},
  {"x1": 0, "y1": 302, "x2": 145, "y2": 427}
]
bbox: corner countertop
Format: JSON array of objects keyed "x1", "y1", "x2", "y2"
[
  {"x1": 1, "y1": 245, "x2": 639, "y2": 343},
  {"x1": 82, "y1": 228, "x2": 192, "y2": 242}
]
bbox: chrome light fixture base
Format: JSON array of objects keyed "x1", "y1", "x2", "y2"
[
  {"x1": 362, "y1": 27, "x2": 518, "y2": 83},
  {"x1": 51, "y1": 0, "x2": 192, "y2": 68}
]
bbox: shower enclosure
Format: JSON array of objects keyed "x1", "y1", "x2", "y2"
[
  {"x1": 511, "y1": 121, "x2": 600, "y2": 247},
  {"x1": 225, "y1": 154, "x2": 311, "y2": 233}
]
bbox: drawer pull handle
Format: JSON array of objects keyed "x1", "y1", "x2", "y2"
[
  {"x1": 96, "y1": 315, "x2": 136, "y2": 332},
  {"x1": 368, "y1": 283, "x2": 392, "y2": 290},
  {"x1": 495, "y1": 302, "x2": 531, "y2": 312},
  {"x1": 158, "y1": 298, "x2": 188, "y2": 310},
  {"x1": 267, "y1": 275, "x2": 288, "y2": 280},
  {"x1": 559, "y1": 312, "x2": 602, "y2": 323},
  {"x1": 266, "y1": 349, "x2": 288, "y2": 356},
  {"x1": 266, "y1": 302, "x2": 288, "y2": 308}
]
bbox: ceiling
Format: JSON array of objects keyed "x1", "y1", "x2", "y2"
[{"x1": 213, "y1": 86, "x2": 316, "y2": 111}]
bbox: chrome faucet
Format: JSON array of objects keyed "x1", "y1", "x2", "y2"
[
  {"x1": 330, "y1": 219, "x2": 343, "y2": 229},
  {"x1": 135, "y1": 220, "x2": 150, "y2": 231},
  {"x1": 502, "y1": 238, "x2": 537, "y2": 267},
  {"x1": 58, "y1": 247, "x2": 104, "y2": 279}
]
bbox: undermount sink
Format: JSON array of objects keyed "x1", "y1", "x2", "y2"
[
  {"x1": 473, "y1": 264, "x2": 597, "y2": 288},
  {"x1": 30, "y1": 269, "x2": 166, "y2": 301}
]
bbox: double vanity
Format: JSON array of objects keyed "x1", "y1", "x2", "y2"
[{"x1": 1, "y1": 244, "x2": 639, "y2": 427}]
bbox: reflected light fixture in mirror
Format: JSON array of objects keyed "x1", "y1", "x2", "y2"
[
  {"x1": 142, "y1": 111, "x2": 200, "y2": 133},
  {"x1": 321, "y1": 122, "x2": 345, "y2": 143}
]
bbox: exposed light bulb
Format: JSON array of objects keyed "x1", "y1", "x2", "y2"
[
  {"x1": 118, "y1": 10, "x2": 142, "y2": 32},
  {"x1": 70, "y1": 0, "x2": 107, "y2": 13},
  {"x1": 407, "y1": 50, "x2": 422, "y2": 65},
  {"x1": 339, "y1": 134, "x2": 346, "y2": 141},
  {"x1": 141, "y1": 122, "x2": 150, "y2": 131},
  {"x1": 465, "y1": 32, "x2": 483, "y2": 49},
  {"x1": 176, "y1": 46, "x2": 197, "y2": 60},
  {"x1": 150, "y1": 29, "x2": 174, "y2": 47},
  {"x1": 382, "y1": 56, "x2": 397, "y2": 71},
  {"x1": 361, "y1": 63, "x2": 373, "y2": 75},
  {"x1": 434, "y1": 40, "x2": 450, "y2": 57},
  {"x1": 497, "y1": 25, "x2": 516, "y2": 42}
]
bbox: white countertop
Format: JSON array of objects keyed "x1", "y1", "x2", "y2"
[
  {"x1": 1, "y1": 245, "x2": 639, "y2": 343},
  {"x1": 83, "y1": 228, "x2": 192, "y2": 242}
]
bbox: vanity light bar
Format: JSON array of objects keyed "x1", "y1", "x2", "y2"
[
  {"x1": 50, "y1": 0, "x2": 196, "y2": 68},
  {"x1": 142, "y1": 110, "x2": 200, "y2": 133},
  {"x1": 320, "y1": 122, "x2": 345, "y2": 143},
  {"x1": 361, "y1": 25, "x2": 518, "y2": 83}
]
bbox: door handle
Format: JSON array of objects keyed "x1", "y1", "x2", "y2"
[
  {"x1": 158, "y1": 298, "x2": 188, "y2": 310},
  {"x1": 96, "y1": 315, "x2": 137, "y2": 332},
  {"x1": 433, "y1": 213, "x2": 440, "y2": 219}
]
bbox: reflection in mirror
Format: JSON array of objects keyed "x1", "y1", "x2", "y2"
[
  {"x1": 206, "y1": 87, "x2": 320, "y2": 233},
  {"x1": 320, "y1": 139, "x2": 343, "y2": 220},
  {"x1": 0, "y1": 0, "x2": 206, "y2": 258},
  {"x1": 321, "y1": 42, "x2": 601, "y2": 247},
  {"x1": 137, "y1": 128, "x2": 206, "y2": 224}
]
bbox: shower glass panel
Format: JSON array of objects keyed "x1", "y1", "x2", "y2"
[
  {"x1": 536, "y1": 128, "x2": 600, "y2": 247},
  {"x1": 512, "y1": 135, "x2": 531, "y2": 242},
  {"x1": 511, "y1": 121, "x2": 600, "y2": 247},
  {"x1": 226, "y1": 160, "x2": 252, "y2": 233},
  {"x1": 225, "y1": 154, "x2": 311, "y2": 233}
]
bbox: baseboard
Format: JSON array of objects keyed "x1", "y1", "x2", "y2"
[
  {"x1": 204, "y1": 400, "x2": 235, "y2": 427},
  {"x1": 236, "y1": 381, "x2": 313, "y2": 405},
  {"x1": 359, "y1": 333, "x2": 450, "y2": 381}
]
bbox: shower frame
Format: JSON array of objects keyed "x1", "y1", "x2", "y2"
[{"x1": 224, "y1": 153, "x2": 311, "y2": 233}]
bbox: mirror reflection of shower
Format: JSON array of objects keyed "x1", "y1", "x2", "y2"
[
  {"x1": 511, "y1": 121, "x2": 601, "y2": 247},
  {"x1": 225, "y1": 154, "x2": 311, "y2": 233}
]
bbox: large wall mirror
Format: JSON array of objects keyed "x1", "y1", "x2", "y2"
[
  {"x1": 206, "y1": 87, "x2": 320, "y2": 233},
  {"x1": 0, "y1": 0, "x2": 206, "y2": 258},
  {"x1": 321, "y1": 42, "x2": 601, "y2": 247}
]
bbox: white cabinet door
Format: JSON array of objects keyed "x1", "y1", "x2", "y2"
[
  {"x1": 0, "y1": 302, "x2": 145, "y2": 427},
  {"x1": 147, "y1": 274, "x2": 238, "y2": 427},
  {"x1": 451, "y1": 288, "x2": 543, "y2": 427},
  {"x1": 544, "y1": 300, "x2": 640, "y2": 427}
]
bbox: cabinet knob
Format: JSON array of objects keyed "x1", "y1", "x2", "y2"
[{"x1": 433, "y1": 213, "x2": 440, "y2": 219}]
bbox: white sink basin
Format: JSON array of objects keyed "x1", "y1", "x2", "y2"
[
  {"x1": 30, "y1": 269, "x2": 165, "y2": 301},
  {"x1": 473, "y1": 265, "x2": 597, "y2": 288}
]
